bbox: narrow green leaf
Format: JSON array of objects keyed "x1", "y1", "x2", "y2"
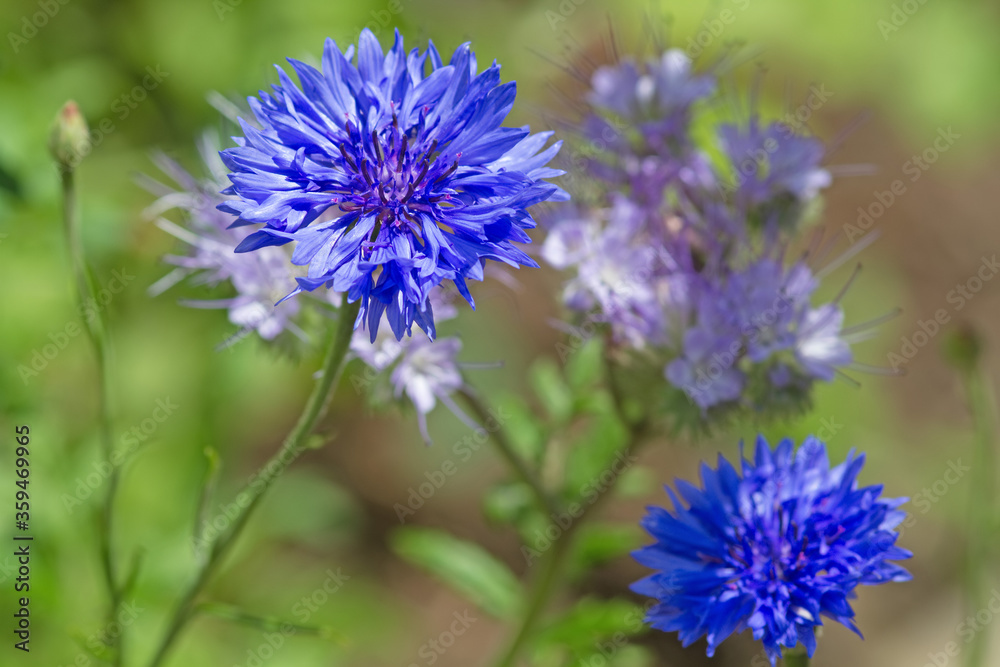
[
  {"x1": 390, "y1": 527, "x2": 523, "y2": 619},
  {"x1": 530, "y1": 357, "x2": 574, "y2": 424}
]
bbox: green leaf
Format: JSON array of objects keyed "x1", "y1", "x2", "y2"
[
  {"x1": 570, "y1": 523, "x2": 644, "y2": 574},
  {"x1": 537, "y1": 597, "x2": 647, "y2": 653},
  {"x1": 499, "y1": 394, "x2": 546, "y2": 464},
  {"x1": 565, "y1": 336, "x2": 604, "y2": 391},
  {"x1": 563, "y1": 406, "x2": 629, "y2": 501},
  {"x1": 390, "y1": 527, "x2": 523, "y2": 619},
  {"x1": 483, "y1": 480, "x2": 535, "y2": 526},
  {"x1": 530, "y1": 357, "x2": 574, "y2": 424}
]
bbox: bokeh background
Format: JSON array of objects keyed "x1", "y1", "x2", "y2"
[{"x1": 2, "y1": 0, "x2": 1000, "y2": 665}]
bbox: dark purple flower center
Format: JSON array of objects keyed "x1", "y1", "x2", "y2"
[{"x1": 332, "y1": 116, "x2": 459, "y2": 253}]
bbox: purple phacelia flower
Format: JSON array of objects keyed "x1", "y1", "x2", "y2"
[
  {"x1": 350, "y1": 291, "x2": 479, "y2": 444},
  {"x1": 665, "y1": 258, "x2": 852, "y2": 410},
  {"x1": 632, "y1": 435, "x2": 911, "y2": 664},
  {"x1": 720, "y1": 119, "x2": 831, "y2": 209},
  {"x1": 144, "y1": 133, "x2": 304, "y2": 341},
  {"x1": 541, "y1": 196, "x2": 673, "y2": 347},
  {"x1": 220, "y1": 29, "x2": 566, "y2": 342}
]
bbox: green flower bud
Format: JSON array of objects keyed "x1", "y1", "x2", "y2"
[{"x1": 48, "y1": 101, "x2": 90, "y2": 170}]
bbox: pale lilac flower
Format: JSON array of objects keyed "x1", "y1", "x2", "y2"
[{"x1": 144, "y1": 133, "x2": 304, "y2": 341}]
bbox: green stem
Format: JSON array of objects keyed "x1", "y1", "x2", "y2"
[
  {"x1": 458, "y1": 388, "x2": 563, "y2": 519},
  {"x1": 489, "y1": 349, "x2": 649, "y2": 667},
  {"x1": 61, "y1": 167, "x2": 123, "y2": 666},
  {"x1": 960, "y1": 362, "x2": 997, "y2": 667},
  {"x1": 147, "y1": 299, "x2": 360, "y2": 667}
]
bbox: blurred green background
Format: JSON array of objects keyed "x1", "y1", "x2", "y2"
[{"x1": 2, "y1": 0, "x2": 999, "y2": 665}]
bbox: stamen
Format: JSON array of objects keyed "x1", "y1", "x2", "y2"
[{"x1": 371, "y1": 129, "x2": 384, "y2": 165}]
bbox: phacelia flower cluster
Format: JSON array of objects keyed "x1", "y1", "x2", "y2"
[
  {"x1": 542, "y1": 48, "x2": 863, "y2": 415},
  {"x1": 144, "y1": 133, "x2": 308, "y2": 342},
  {"x1": 220, "y1": 29, "x2": 566, "y2": 342},
  {"x1": 350, "y1": 290, "x2": 483, "y2": 444},
  {"x1": 632, "y1": 435, "x2": 911, "y2": 664}
]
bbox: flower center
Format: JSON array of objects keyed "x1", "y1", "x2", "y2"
[{"x1": 333, "y1": 116, "x2": 458, "y2": 244}]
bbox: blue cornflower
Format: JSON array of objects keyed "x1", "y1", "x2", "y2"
[
  {"x1": 632, "y1": 435, "x2": 911, "y2": 664},
  {"x1": 220, "y1": 29, "x2": 566, "y2": 341}
]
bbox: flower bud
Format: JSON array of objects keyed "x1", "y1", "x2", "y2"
[{"x1": 48, "y1": 101, "x2": 90, "y2": 169}]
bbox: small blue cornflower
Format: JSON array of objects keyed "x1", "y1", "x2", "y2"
[
  {"x1": 631, "y1": 435, "x2": 912, "y2": 664},
  {"x1": 220, "y1": 29, "x2": 567, "y2": 341}
]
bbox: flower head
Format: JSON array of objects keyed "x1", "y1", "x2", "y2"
[
  {"x1": 665, "y1": 258, "x2": 851, "y2": 410},
  {"x1": 720, "y1": 120, "x2": 831, "y2": 209},
  {"x1": 542, "y1": 47, "x2": 869, "y2": 420},
  {"x1": 632, "y1": 435, "x2": 911, "y2": 664},
  {"x1": 350, "y1": 290, "x2": 479, "y2": 444},
  {"x1": 145, "y1": 133, "x2": 304, "y2": 341},
  {"x1": 221, "y1": 29, "x2": 566, "y2": 341}
]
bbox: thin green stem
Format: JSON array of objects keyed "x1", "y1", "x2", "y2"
[
  {"x1": 61, "y1": 167, "x2": 123, "y2": 666},
  {"x1": 147, "y1": 299, "x2": 360, "y2": 667},
  {"x1": 960, "y1": 362, "x2": 997, "y2": 667},
  {"x1": 458, "y1": 387, "x2": 564, "y2": 519},
  {"x1": 491, "y1": 531, "x2": 570, "y2": 667},
  {"x1": 489, "y1": 347, "x2": 649, "y2": 667}
]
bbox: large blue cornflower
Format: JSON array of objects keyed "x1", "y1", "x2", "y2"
[
  {"x1": 631, "y1": 436, "x2": 911, "y2": 664},
  {"x1": 220, "y1": 29, "x2": 566, "y2": 341}
]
